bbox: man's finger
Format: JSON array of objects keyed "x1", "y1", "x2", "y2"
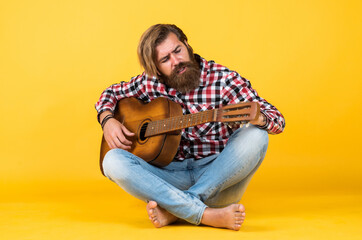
[
  {"x1": 107, "y1": 138, "x2": 116, "y2": 149},
  {"x1": 121, "y1": 125, "x2": 135, "y2": 136},
  {"x1": 115, "y1": 135, "x2": 132, "y2": 148}
]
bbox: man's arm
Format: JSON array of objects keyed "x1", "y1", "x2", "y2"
[
  {"x1": 99, "y1": 110, "x2": 135, "y2": 150},
  {"x1": 95, "y1": 73, "x2": 150, "y2": 122},
  {"x1": 250, "y1": 112, "x2": 267, "y2": 127},
  {"x1": 95, "y1": 74, "x2": 150, "y2": 149}
]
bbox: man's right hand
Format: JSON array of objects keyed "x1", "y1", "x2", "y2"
[{"x1": 100, "y1": 112, "x2": 135, "y2": 150}]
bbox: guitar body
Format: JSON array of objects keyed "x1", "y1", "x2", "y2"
[{"x1": 100, "y1": 97, "x2": 182, "y2": 175}]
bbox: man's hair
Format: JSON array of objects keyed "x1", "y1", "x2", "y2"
[{"x1": 137, "y1": 24, "x2": 194, "y2": 77}]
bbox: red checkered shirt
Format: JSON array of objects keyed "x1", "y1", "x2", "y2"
[{"x1": 95, "y1": 54, "x2": 285, "y2": 161}]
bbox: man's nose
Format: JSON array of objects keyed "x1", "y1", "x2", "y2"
[{"x1": 170, "y1": 54, "x2": 180, "y2": 67}]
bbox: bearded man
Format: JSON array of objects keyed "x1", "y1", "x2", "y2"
[{"x1": 95, "y1": 24, "x2": 285, "y2": 231}]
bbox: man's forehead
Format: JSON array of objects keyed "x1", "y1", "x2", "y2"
[{"x1": 156, "y1": 33, "x2": 183, "y2": 59}]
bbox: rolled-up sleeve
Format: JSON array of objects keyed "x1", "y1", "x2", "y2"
[
  {"x1": 95, "y1": 73, "x2": 150, "y2": 123},
  {"x1": 222, "y1": 71, "x2": 285, "y2": 134}
]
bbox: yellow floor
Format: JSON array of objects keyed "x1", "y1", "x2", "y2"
[{"x1": 1, "y1": 181, "x2": 361, "y2": 240}]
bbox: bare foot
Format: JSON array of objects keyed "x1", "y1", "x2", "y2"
[
  {"x1": 201, "y1": 204, "x2": 246, "y2": 231},
  {"x1": 146, "y1": 201, "x2": 178, "y2": 228}
]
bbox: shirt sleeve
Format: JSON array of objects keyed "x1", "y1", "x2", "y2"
[
  {"x1": 221, "y1": 71, "x2": 285, "y2": 134},
  {"x1": 94, "y1": 73, "x2": 150, "y2": 123}
]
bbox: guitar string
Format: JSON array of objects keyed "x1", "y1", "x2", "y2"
[
  {"x1": 146, "y1": 110, "x2": 214, "y2": 136},
  {"x1": 144, "y1": 105, "x2": 251, "y2": 136}
]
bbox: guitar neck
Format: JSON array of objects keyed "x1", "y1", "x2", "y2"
[{"x1": 145, "y1": 109, "x2": 218, "y2": 137}]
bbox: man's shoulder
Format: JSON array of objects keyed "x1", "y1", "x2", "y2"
[
  {"x1": 129, "y1": 72, "x2": 159, "y2": 84},
  {"x1": 197, "y1": 55, "x2": 248, "y2": 88},
  {"x1": 197, "y1": 54, "x2": 233, "y2": 75}
]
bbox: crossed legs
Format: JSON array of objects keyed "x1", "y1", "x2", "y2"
[{"x1": 102, "y1": 126, "x2": 268, "y2": 230}]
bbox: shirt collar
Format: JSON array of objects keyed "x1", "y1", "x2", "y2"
[{"x1": 194, "y1": 54, "x2": 210, "y2": 87}]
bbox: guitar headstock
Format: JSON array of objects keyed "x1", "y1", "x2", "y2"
[{"x1": 216, "y1": 102, "x2": 260, "y2": 124}]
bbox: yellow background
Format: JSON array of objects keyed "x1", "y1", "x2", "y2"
[{"x1": 1, "y1": 0, "x2": 361, "y2": 239}]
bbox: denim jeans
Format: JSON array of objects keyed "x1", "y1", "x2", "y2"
[{"x1": 102, "y1": 125, "x2": 269, "y2": 225}]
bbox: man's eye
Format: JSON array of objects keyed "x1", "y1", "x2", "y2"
[
  {"x1": 175, "y1": 49, "x2": 181, "y2": 53},
  {"x1": 161, "y1": 57, "x2": 169, "y2": 63}
]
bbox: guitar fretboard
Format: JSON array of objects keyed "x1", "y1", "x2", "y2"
[{"x1": 144, "y1": 109, "x2": 217, "y2": 137}]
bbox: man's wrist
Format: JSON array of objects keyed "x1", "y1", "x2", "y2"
[
  {"x1": 101, "y1": 113, "x2": 114, "y2": 129},
  {"x1": 99, "y1": 111, "x2": 114, "y2": 125}
]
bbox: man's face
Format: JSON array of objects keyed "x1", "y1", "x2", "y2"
[
  {"x1": 156, "y1": 33, "x2": 191, "y2": 77},
  {"x1": 155, "y1": 33, "x2": 201, "y2": 93}
]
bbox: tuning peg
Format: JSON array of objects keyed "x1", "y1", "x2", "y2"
[
  {"x1": 246, "y1": 123, "x2": 250, "y2": 128},
  {"x1": 239, "y1": 123, "x2": 244, "y2": 128}
]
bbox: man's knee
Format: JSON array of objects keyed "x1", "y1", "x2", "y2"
[
  {"x1": 227, "y1": 125, "x2": 269, "y2": 159},
  {"x1": 102, "y1": 148, "x2": 132, "y2": 181},
  {"x1": 249, "y1": 126, "x2": 268, "y2": 147},
  {"x1": 232, "y1": 125, "x2": 268, "y2": 146}
]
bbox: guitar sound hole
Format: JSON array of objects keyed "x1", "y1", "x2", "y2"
[{"x1": 139, "y1": 122, "x2": 149, "y2": 141}]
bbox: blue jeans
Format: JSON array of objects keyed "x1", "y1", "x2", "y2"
[{"x1": 102, "y1": 125, "x2": 269, "y2": 225}]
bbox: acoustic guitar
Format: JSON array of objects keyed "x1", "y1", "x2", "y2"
[{"x1": 99, "y1": 97, "x2": 260, "y2": 175}]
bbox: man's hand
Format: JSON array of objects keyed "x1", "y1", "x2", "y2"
[
  {"x1": 100, "y1": 111, "x2": 135, "y2": 150},
  {"x1": 250, "y1": 112, "x2": 267, "y2": 127}
]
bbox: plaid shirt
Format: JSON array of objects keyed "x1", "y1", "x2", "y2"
[{"x1": 95, "y1": 54, "x2": 285, "y2": 161}]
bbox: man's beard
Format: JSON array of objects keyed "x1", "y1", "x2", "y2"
[{"x1": 160, "y1": 61, "x2": 201, "y2": 94}]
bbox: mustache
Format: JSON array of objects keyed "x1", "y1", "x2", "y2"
[{"x1": 172, "y1": 62, "x2": 196, "y2": 74}]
